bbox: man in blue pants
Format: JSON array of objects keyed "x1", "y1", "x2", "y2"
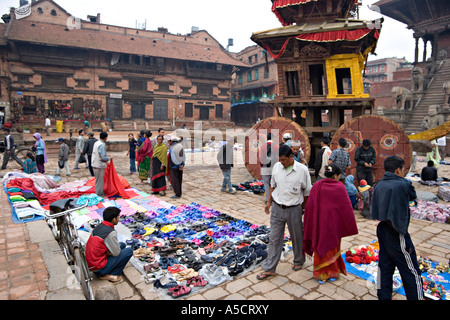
[{"x1": 372, "y1": 156, "x2": 424, "y2": 300}]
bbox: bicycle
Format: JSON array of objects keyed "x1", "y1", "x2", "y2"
[{"x1": 45, "y1": 198, "x2": 94, "y2": 300}]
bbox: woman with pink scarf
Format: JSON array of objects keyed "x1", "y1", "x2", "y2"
[{"x1": 33, "y1": 133, "x2": 47, "y2": 174}]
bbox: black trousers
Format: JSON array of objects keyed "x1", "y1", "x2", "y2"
[
  {"x1": 87, "y1": 155, "x2": 94, "y2": 177},
  {"x1": 376, "y1": 222, "x2": 423, "y2": 300},
  {"x1": 356, "y1": 169, "x2": 374, "y2": 187},
  {"x1": 2, "y1": 149, "x2": 24, "y2": 169},
  {"x1": 170, "y1": 167, "x2": 183, "y2": 197}
]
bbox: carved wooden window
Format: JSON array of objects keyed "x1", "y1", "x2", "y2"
[
  {"x1": 309, "y1": 64, "x2": 325, "y2": 96},
  {"x1": 185, "y1": 103, "x2": 193, "y2": 118},
  {"x1": 285, "y1": 71, "x2": 300, "y2": 96},
  {"x1": 335, "y1": 68, "x2": 352, "y2": 95}
]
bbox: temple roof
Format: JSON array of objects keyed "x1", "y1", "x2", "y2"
[
  {"x1": 373, "y1": 0, "x2": 450, "y2": 33},
  {"x1": 271, "y1": 0, "x2": 360, "y2": 26}
]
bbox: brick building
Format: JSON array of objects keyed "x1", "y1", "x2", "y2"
[
  {"x1": 230, "y1": 45, "x2": 278, "y2": 125},
  {"x1": 364, "y1": 57, "x2": 413, "y2": 111},
  {"x1": 0, "y1": 0, "x2": 247, "y2": 128}
]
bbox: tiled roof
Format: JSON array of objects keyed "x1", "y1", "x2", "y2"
[{"x1": 5, "y1": 19, "x2": 248, "y2": 67}]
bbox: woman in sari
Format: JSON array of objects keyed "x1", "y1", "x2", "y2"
[
  {"x1": 33, "y1": 133, "x2": 47, "y2": 174},
  {"x1": 303, "y1": 163, "x2": 358, "y2": 284},
  {"x1": 151, "y1": 135, "x2": 168, "y2": 195},
  {"x1": 137, "y1": 131, "x2": 153, "y2": 184}
]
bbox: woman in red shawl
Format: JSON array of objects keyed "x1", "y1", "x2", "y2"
[
  {"x1": 303, "y1": 163, "x2": 358, "y2": 284},
  {"x1": 137, "y1": 131, "x2": 153, "y2": 184}
]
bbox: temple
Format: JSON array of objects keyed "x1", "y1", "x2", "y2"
[
  {"x1": 373, "y1": 0, "x2": 450, "y2": 135},
  {"x1": 251, "y1": 0, "x2": 382, "y2": 162}
]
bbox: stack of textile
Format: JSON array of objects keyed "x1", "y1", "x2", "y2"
[{"x1": 410, "y1": 199, "x2": 450, "y2": 224}]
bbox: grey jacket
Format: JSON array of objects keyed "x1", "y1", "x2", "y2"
[{"x1": 58, "y1": 143, "x2": 70, "y2": 161}]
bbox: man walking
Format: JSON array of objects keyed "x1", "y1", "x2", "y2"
[
  {"x1": 355, "y1": 139, "x2": 376, "y2": 186},
  {"x1": 168, "y1": 135, "x2": 185, "y2": 199},
  {"x1": 371, "y1": 156, "x2": 424, "y2": 300},
  {"x1": 56, "y1": 138, "x2": 70, "y2": 176},
  {"x1": 91, "y1": 132, "x2": 112, "y2": 197},
  {"x1": 1, "y1": 128, "x2": 23, "y2": 170},
  {"x1": 82, "y1": 132, "x2": 97, "y2": 177},
  {"x1": 45, "y1": 116, "x2": 51, "y2": 136},
  {"x1": 257, "y1": 145, "x2": 312, "y2": 280},
  {"x1": 74, "y1": 129, "x2": 86, "y2": 170}
]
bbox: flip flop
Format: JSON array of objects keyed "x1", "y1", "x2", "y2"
[
  {"x1": 292, "y1": 264, "x2": 303, "y2": 271},
  {"x1": 256, "y1": 272, "x2": 275, "y2": 280}
]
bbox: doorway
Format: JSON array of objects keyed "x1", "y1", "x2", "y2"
[
  {"x1": 199, "y1": 106, "x2": 210, "y2": 120},
  {"x1": 154, "y1": 99, "x2": 168, "y2": 120}
]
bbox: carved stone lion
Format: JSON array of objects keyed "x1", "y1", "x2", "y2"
[
  {"x1": 392, "y1": 86, "x2": 413, "y2": 110},
  {"x1": 411, "y1": 67, "x2": 424, "y2": 92}
]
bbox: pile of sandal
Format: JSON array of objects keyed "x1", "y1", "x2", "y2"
[
  {"x1": 233, "y1": 180, "x2": 265, "y2": 195},
  {"x1": 117, "y1": 200, "x2": 276, "y2": 299}
]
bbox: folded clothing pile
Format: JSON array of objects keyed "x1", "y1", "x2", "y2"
[{"x1": 410, "y1": 199, "x2": 450, "y2": 224}]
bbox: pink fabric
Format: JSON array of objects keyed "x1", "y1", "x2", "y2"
[
  {"x1": 303, "y1": 178, "x2": 358, "y2": 258},
  {"x1": 137, "y1": 138, "x2": 153, "y2": 163}
]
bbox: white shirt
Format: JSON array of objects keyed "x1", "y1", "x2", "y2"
[
  {"x1": 270, "y1": 160, "x2": 312, "y2": 207},
  {"x1": 45, "y1": 118, "x2": 51, "y2": 126}
]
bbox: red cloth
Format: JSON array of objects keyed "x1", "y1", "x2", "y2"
[
  {"x1": 7, "y1": 178, "x2": 94, "y2": 206},
  {"x1": 303, "y1": 178, "x2": 358, "y2": 258},
  {"x1": 103, "y1": 159, "x2": 129, "y2": 199},
  {"x1": 296, "y1": 28, "x2": 379, "y2": 42},
  {"x1": 271, "y1": 0, "x2": 316, "y2": 26}
]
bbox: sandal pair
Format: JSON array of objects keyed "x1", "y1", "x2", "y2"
[
  {"x1": 187, "y1": 276, "x2": 208, "y2": 287},
  {"x1": 168, "y1": 285, "x2": 191, "y2": 298}
]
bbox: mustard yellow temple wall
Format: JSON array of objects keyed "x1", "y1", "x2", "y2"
[{"x1": 325, "y1": 53, "x2": 368, "y2": 99}]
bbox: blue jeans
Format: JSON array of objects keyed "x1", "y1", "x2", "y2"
[
  {"x1": 221, "y1": 168, "x2": 232, "y2": 191},
  {"x1": 94, "y1": 243, "x2": 133, "y2": 276},
  {"x1": 130, "y1": 156, "x2": 136, "y2": 173}
]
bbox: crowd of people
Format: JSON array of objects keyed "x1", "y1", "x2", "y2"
[
  {"x1": 254, "y1": 134, "x2": 424, "y2": 300},
  {"x1": 1, "y1": 126, "x2": 427, "y2": 300}
]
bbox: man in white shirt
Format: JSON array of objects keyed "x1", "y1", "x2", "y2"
[
  {"x1": 45, "y1": 117, "x2": 51, "y2": 136},
  {"x1": 257, "y1": 144, "x2": 312, "y2": 280}
]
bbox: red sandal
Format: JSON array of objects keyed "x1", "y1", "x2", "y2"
[{"x1": 169, "y1": 285, "x2": 191, "y2": 298}]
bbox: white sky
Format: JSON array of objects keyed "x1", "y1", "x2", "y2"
[{"x1": 0, "y1": 0, "x2": 416, "y2": 62}]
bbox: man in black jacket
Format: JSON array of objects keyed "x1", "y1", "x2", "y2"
[
  {"x1": 355, "y1": 139, "x2": 376, "y2": 186},
  {"x1": 82, "y1": 132, "x2": 97, "y2": 177},
  {"x1": 371, "y1": 156, "x2": 423, "y2": 300},
  {"x1": 1, "y1": 128, "x2": 23, "y2": 170},
  {"x1": 421, "y1": 160, "x2": 438, "y2": 181}
]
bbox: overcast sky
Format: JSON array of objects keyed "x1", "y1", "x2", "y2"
[{"x1": 0, "y1": 0, "x2": 416, "y2": 62}]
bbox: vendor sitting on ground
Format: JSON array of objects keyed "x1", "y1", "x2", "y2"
[
  {"x1": 85, "y1": 207, "x2": 133, "y2": 283},
  {"x1": 421, "y1": 160, "x2": 438, "y2": 181}
]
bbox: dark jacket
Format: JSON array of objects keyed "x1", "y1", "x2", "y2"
[
  {"x1": 314, "y1": 147, "x2": 325, "y2": 177},
  {"x1": 421, "y1": 166, "x2": 438, "y2": 181},
  {"x1": 82, "y1": 137, "x2": 98, "y2": 156},
  {"x1": 355, "y1": 145, "x2": 376, "y2": 172},
  {"x1": 217, "y1": 142, "x2": 233, "y2": 170},
  {"x1": 3, "y1": 134, "x2": 15, "y2": 152},
  {"x1": 372, "y1": 171, "x2": 417, "y2": 235}
]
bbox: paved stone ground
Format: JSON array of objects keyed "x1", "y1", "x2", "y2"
[{"x1": 0, "y1": 131, "x2": 449, "y2": 301}]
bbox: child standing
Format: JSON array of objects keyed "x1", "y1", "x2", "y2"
[
  {"x1": 56, "y1": 138, "x2": 70, "y2": 176},
  {"x1": 23, "y1": 152, "x2": 37, "y2": 174},
  {"x1": 127, "y1": 133, "x2": 138, "y2": 174}
]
